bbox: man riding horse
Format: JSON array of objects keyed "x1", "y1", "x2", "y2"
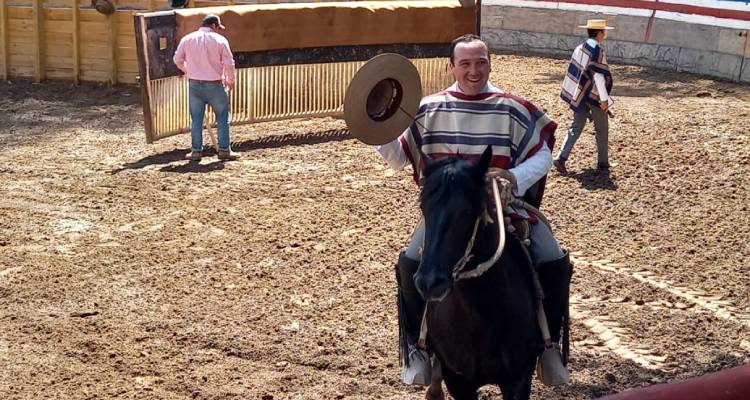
[{"x1": 375, "y1": 34, "x2": 572, "y2": 387}]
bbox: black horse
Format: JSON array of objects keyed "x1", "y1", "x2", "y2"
[{"x1": 414, "y1": 146, "x2": 541, "y2": 400}]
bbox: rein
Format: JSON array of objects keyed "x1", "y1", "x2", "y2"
[
  {"x1": 452, "y1": 177, "x2": 509, "y2": 281},
  {"x1": 450, "y1": 177, "x2": 553, "y2": 281}
]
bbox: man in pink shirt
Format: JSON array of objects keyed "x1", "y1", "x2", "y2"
[{"x1": 173, "y1": 14, "x2": 238, "y2": 161}]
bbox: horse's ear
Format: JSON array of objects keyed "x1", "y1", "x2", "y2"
[{"x1": 475, "y1": 146, "x2": 493, "y2": 178}]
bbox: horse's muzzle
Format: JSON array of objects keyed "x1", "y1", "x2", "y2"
[{"x1": 415, "y1": 271, "x2": 451, "y2": 302}]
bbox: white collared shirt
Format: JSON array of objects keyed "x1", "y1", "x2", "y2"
[{"x1": 586, "y1": 38, "x2": 611, "y2": 104}]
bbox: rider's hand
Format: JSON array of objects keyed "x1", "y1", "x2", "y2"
[
  {"x1": 485, "y1": 168, "x2": 516, "y2": 187},
  {"x1": 600, "y1": 101, "x2": 609, "y2": 111},
  {"x1": 225, "y1": 81, "x2": 235, "y2": 92},
  {"x1": 485, "y1": 168, "x2": 516, "y2": 209}
]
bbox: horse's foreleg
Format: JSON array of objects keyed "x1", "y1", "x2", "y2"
[
  {"x1": 441, "y1": 367, "x2": 479, "y2": 400},
  {"x1": 425, "y1": 356, "x2": 444, "y2": 400},
  {"x1": 499, "y1": 372, "x2": 533, "y2": 400}
]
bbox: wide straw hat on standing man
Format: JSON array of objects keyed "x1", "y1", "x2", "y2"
[{"x1": 577, "y1": 19, "x2": 614, "y2": 30}]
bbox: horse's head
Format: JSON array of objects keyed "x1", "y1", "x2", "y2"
[{"x1": 415, "y1": 146, "x2": 493, "y2": 301}]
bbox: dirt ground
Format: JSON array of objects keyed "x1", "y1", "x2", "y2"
[{"x1": 0, "y1": 54, "x2": 748, "y2": 400}]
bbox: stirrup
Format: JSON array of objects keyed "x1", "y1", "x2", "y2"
[
  {"x1": 536, "y1": 343, "x2": 570, "y2": 386},
  {"x1": 400, "y1": 345, "x2": 431, "y2": 386}
]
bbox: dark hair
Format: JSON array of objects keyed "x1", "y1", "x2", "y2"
[
  {"x1": 202, "y1": 15, "x2": 222, "y2": 28},
  {"x1": 588, "y1": 29, "x2": 603, "y2": 39},
  {"x1": 449, "y1": 34, "x2": 488, "y2": 65}
]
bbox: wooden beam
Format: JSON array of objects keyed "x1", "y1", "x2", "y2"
[
  {"x1": 475, "y1": 0, "x2": 481, "y2": 36},
  {"x1": 107, "y1": 12, "x2": 117, "y2": 85},
  {"x1": 72, "y1": 0, "x2": 80, "y2": 84},
  {"x1": 0, "y1": 0, "x2": 8, "y2": 80},
  {"x1": 133, "y1": 14, "x2": 155, "y2": 142},
  {"x1": 148, "y1": 0, "x2": 155, "y2": 11},
  {"x1": 32, "y1": 0, "x2": 44, "y2": 82}
]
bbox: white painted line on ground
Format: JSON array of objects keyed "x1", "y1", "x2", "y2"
[
  {"x1": 571, "y1": 253, "x2": 750, "y2": 328},
  {"x1": 571, "y1": 296, "x2": 671, "y2": 370},
  {"x1": 0, "y1": 267, "x2": 23, "y2": 278}
]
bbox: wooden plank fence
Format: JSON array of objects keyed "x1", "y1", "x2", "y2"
[
  {"x1": 0, "y1": 0, "x2": 365, "y2": 84},
  {"x1": 0, "y1": 2, "x2": 142, "y2": 83}
]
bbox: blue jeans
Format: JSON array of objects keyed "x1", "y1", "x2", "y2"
[{"x1": 189, "y1": 81, "x2": 231, "y2": 152}]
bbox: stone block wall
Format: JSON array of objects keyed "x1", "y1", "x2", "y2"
[{"x1": 481, "y1": 1, "x2": 750, "y2": 82}]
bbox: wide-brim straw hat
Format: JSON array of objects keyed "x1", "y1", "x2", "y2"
[
  {"x1": 344, "y1": 53, "x2": 422, "y2": 145},
  {"x1": 578, "y1": 19, "x2": 614, "y2": 30}
]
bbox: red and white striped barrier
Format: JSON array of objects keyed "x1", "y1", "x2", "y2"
[{"x1": 597, "y1": 364, "x2": 750, "y2": 400}]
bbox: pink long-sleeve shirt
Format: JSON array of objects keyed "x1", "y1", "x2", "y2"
[{"x1": 173, "y1": 27, "x2": 235, "y2": 85}]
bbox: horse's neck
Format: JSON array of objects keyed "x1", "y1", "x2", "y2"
[
  {"x1": 462, "y1": 221, "x2": 533, "y2": 298},
  {"x1": 469, "y1": 216, "x2": 502, "y2": 263}
]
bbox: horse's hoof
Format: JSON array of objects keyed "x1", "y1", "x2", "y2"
[{"x1": 425, "y1": 385, "x2": 445, "y2": 400}]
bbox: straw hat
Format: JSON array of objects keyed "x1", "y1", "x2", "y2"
[
  {"x1": 578, "y1": 19, "x2": 614, "y2": 30},
  {"x1": 344, "y1": 53, "x2": 422, "y2": 145}
]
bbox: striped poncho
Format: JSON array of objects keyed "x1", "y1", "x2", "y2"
[
  {"x1": 560, "y1": 40, "x2": 613, "y2": 112},
  {"x1": 399, "y1": 84, "x2": 557, "y2": 208}
]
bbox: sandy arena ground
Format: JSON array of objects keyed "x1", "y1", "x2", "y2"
[{"x1": 0, "y1": 54, "x2": 749, "y2": 399}]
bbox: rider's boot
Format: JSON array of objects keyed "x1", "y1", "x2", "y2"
[
  {"x1": 395, "y1": 251, "x2": 431, "y2": 386},
  {"x1": 536, "y1": 251, "x2": 573, "y2": 386}
]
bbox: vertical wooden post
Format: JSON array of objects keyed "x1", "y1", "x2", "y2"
[
  {"x1": 72, "y1": 0, "x2": 80, "y2": 84},
  {"x1": 475, "y1": 0, "x2": 482, "y2": 37},
  {"x1": 32, "y1": 0, "x2": 45, "y2": 82},
  {"x1": 0, "y1": 0, "x2": 8, "y2": 80},
  {"x1": 134, "y1": 14, "x2": 155, "y2": 142},
  {"x1": 107, "y1": 12, "x2": 117, "y2": 85}
]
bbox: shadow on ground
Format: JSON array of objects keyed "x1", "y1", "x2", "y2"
[{"x1": 111, "y1": 129, "x2": 352, "y2": 174}]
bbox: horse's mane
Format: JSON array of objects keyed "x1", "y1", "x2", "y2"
[{"x1": 419, "y1": 157, "x2": 485, "y2": 214}]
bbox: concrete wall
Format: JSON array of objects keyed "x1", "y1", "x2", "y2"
[{"x1": 481, "y1": 2, "x2": 750, "y2": 83}]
